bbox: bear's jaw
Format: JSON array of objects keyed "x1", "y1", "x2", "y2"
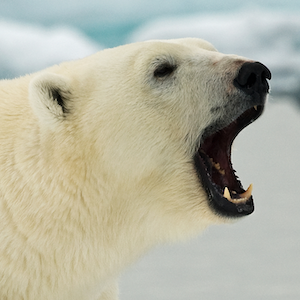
[{"x1": 193, "y1": 105, "x2": 264, "y2": 218}]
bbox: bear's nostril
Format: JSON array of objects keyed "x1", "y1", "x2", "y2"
[
  {"x1": 245, "y1": 73, "x2": 257, "y2": 89},
  {"x1": 234, "y1": 62, "x2": 271, "y2": 95}
]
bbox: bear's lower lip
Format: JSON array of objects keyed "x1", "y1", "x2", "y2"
[{"x1": 193, "y1": 105, "x2": 264, "y2": 217}]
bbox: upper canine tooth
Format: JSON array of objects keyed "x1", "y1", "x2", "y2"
[
  {"x1": 239, "y1": 184, "x2": 253, "y2": 200},
  {"x1": 254, "y1": 105, "x2": 258, "y2": 110}
]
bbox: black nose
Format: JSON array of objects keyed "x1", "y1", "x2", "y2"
[{"x1": 234, "y1": 62, "x2": 271, "y2": 95}]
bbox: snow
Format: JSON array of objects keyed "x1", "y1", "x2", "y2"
[{"x1": 0, "y1": 20, "x2": 101, "y2": 79}]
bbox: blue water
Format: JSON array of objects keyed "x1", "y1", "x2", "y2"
[{"x1": 1, "y1": 0, "x2": 299, "y2": 47}]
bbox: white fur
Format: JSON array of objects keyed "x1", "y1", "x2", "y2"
[{"x1": 0, "y1": 38, "x2": 251, "y2": 299}]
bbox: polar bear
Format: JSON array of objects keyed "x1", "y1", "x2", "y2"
[{"x1": 0, "y1": 38, "x2": 270, "y2": 299}]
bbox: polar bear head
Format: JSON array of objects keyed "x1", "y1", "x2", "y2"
[
  {"x1": 26, "y1": 37, "x2": 270, "y2": 268},
  {"x1": 0, "y1": 38, "x2": 271, "y2": 299},
  {"x1": 28, "y1": 38, "x2": 271, "y2": 244}
]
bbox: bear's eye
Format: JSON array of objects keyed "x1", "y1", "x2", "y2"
[{"x1": 154, "y1": 63, "x2": 176, "y2": 79}]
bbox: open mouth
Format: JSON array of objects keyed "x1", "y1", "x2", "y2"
[{"x1": 193, "y1": 105, "x2": 264, "y2": 217}]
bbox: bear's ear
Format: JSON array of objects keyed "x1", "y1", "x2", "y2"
[{"x1": 29, "y1": 72, "x2": 72, "y2": 124}]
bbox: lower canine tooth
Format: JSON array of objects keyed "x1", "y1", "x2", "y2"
[{"x1": 223, "y1": 187, "x2": 231, "y2": 200}]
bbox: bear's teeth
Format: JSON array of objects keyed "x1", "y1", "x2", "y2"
[
  {"x1": 210, "y1": 158, "x2": 225, "y2": 175},
  {"x1": 223, "y1": 187, "x2": 231, "y2": 200},
  {"x1": 254, "y1": 105, "x2": 258, "y2": 110},
  {"x1": 239, "y1": 184, "x2": 253, "y2": 200},
  {"x1": 223, "y1": 184, "x2": 253, "y2": 204}
]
